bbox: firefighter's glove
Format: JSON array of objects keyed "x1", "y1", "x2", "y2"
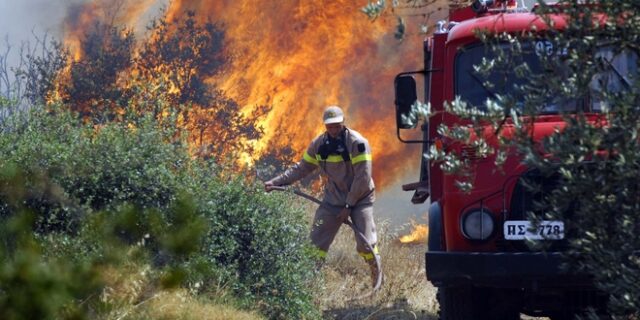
[{"x1": 337, "y1": 207, "x2": 351, "y2": 223}]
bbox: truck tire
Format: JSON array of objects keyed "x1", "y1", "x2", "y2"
[
  {"x1": 437, "y1": 286, "x2": 475, "y2": 320},
  {"x1": 437, "y1": 287, "x2": 521, "y2": 320}
]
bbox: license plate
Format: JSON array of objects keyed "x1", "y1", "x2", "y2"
[{"x1": 503, "y1": 220, "x2": 564, "y2": 240}]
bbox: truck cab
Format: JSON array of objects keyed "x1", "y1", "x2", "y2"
[{"x1": 393, "y1": 0, "x2": 626, "y2": 318}]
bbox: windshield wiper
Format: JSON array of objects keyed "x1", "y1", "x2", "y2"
[{"x1": 603, "y1": 57, "x2": 632, "y2": 89}]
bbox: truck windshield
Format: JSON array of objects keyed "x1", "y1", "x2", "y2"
[
  {"x1": 455, "y1": 42, "x2": 638, "y2": 113},
  {"x1": 455, "y1": 42, "x2": 547, "y2": 111},
  {"x1": 590, "y1": 46, "x2": 639, "y2": 110}
]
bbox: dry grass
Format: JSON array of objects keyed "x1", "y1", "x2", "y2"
[
  {"x1": 97, "y1": 258, "x2": 263, "y2": 320},
  {"x1": 92, "y1": 205, "x2": 548, "y2": 320},
  {"x1": 317, "y1": 219, "x2": 439, "y2": 320},
  {"x1": 314, "y1": 218, "x2": 550, "y2": 320},
  {"x1": 137, "y1": 290, "x2": 263, "y2": 320}
]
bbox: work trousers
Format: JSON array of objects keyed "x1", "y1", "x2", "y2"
[{"x1": 310, "y1": 203, "x2": 377, "y2": 255}]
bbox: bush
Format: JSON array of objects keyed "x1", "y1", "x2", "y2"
[
  {"x1": 196, "y1": 179, "x2": 320, "y2": 319},
  {"x1": 0, "y1": 107, "x2": 320, "y2": 319}
]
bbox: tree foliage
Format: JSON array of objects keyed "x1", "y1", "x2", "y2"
[
  {"x1": 0, "y1": 107, "x2": 321, "y2": 319},
  {"x1": 361, "y1": 0, "x2": 453, "y2": 40}
]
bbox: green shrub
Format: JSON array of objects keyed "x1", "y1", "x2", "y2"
[
  {"x1": 195, "y1": 179, "x2": 320, "y2": 319},
  {"x1": 0, "y1": 107, "x2": 320, "y2": 319},
  {"x1": 0, "y1": 164, "x2": 103, "y2": 320}
]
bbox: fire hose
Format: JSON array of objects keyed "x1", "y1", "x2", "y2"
[{"x1": 268, "y1": 185, "x2": 383, "y2": 299}]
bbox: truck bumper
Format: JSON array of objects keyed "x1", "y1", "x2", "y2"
[{"x1": 425, "y1": 251, "x2": 593, "y2": 288}]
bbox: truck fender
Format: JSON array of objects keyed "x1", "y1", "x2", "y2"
[{"x1": 428, "y1": 201, "x2": 444, "y2": 251}]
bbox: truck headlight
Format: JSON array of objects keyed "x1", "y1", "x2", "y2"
[{"x1": 461, "y1": 209, "x2": 494, "y2": 240}]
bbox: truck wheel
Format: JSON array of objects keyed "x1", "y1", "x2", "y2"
[
  {"x1": 437, "y1": 286, "x2": 474, "y2": 320},
  {"x1": 437, "y1": 287, "x2": 521, "y2": 320}
]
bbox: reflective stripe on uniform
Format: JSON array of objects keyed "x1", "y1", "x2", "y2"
[
  {"x1": 313, "y1": 153, "x2": 372, "y2": 164},
  {"x1": 303, "y1": 151, "x2": 319, "y2": 165},
  {"x1": 359, "y1": 252, "x2": 375, "y2": 260},
  {"x1": 358, "y1": 245, "x2": 379, "y2": 260},
  {"x1": 313, "y1": 248, "x2": 328, "y2": 258},
  {"x1": 315, "y1": 154, "x2": 345, "y2": 163},
  {"x1": 351, "y1": 153, "x2": 372, "y2": 164}
]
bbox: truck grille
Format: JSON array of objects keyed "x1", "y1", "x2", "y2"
[
  {"x1": 496, "y1": 170, "x2": 570, "y2": 252},
  {"x1": 460, "y1": 145, "x2": 484, "y2": 162}
]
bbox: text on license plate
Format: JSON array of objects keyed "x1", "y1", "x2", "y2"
[{"x1": 503, "y1": 220, "x2": 564, "y2": 240}]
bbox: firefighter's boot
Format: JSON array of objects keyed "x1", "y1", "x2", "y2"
[{"x1": 366, "y1": 254, "x2": 383, "y2": 289}]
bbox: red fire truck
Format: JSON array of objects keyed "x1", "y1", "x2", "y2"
[{"x1": 393, "y1": 0, "x2": 623, "y2": 319}]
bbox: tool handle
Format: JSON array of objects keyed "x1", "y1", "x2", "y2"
[
  {"x1": 269, "y1": 186, "x2": 323, "y2": 205},
  {"x1": 343, "y1": 219, "x2": 383, "y2": 297}
]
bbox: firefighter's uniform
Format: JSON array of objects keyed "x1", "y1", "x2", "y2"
[{"x1": 269, "y1": 126, "x2": 381, "y2": 284}]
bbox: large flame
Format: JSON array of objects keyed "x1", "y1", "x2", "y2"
[{"x1": 61, "y1": 0, "x2": 448, "y2": 189}]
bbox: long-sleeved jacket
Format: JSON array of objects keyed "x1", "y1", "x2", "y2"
[{"x1": 271, "y1": 127, "x2": 375, "y2": 207}]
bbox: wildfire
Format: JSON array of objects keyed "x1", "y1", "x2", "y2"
[
  {"x1": 64, "y1": 0, "x2": 157, "y2": 61},
  {"x1": 399, "y1": 223, "x2": 429, "y2": 244},
  {"x1": 59, "y1": 0, "x2": 448, "y2": 189}
]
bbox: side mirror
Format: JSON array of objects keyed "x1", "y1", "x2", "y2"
[{"x1": 394, "y1": 75, "x2": 418, "y2": 129}]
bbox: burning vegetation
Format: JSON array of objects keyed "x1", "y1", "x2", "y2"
[
  {"x1": 49, "y1": 0, "x2": 443, "y2": 189},
  {"x1": 36, "y1": 0, "x2": 446, "y2": 241},
  {"x1": 400, "y1": 221, "x2": 429, "y2": 244},
  {"x1": 52, "y1": 5, "x2": 267, "y2": 161}
]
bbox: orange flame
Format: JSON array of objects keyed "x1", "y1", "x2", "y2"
[
  {"x1": 399, "y1": 223, "x2": 429, "y2": 244},
  {"x1": 60, "y1": 0, "x2": 448, "y2": 189}
]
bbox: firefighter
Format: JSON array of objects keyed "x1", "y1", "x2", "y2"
[{"x1": 264, "y1": 105, "x2": 381, "y2": 287}]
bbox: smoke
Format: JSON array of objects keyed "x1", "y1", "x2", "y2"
[
  {"x1": 0, "y1": 0, "x2": 70, "y2": 92},
  {"x1": 0, "y1": 0, "x2": 167, "y2": 63},
  {"x1": 0, "y1": 0, "x2": 70, "y2": 42},
  {"x1": 374, "y1": 165, "x2": 429, "y2": 230}
]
